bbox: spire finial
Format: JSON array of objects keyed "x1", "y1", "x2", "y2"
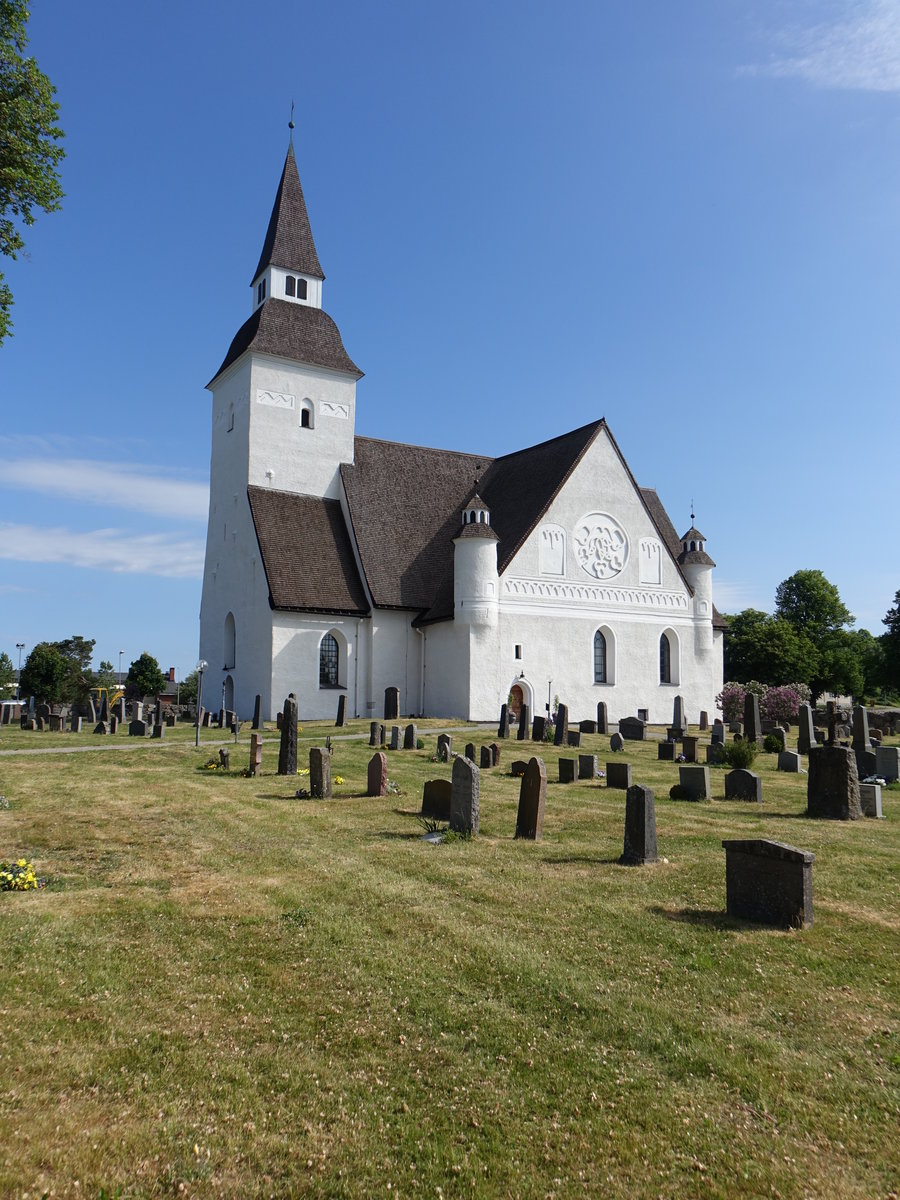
[
  {"x1": 690, "y1": 498, "x2": 695, "y2": 524},
  {"x1": 288, "y1": 100, "x2": 295, "y2": 146}
]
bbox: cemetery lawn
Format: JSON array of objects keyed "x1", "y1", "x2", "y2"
[{"x1": 1, "y1": 723, "x2": 899, "y2": 1199}]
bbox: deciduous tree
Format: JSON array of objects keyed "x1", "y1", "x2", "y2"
[{"x1": 126, "y1": 652, "x2": 166, "y2": 699}]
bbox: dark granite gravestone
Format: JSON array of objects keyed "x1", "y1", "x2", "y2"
[
  {"x1": 165, "y1": 713, "x2": 175, "y2": 727},
  {"x1": 128, "y1": 719, "x2": 147, "y2": 737},
  {"x1": 596, "y1": 701, "x2": 608, "y2": 735},
  {"x1": 367, "y1": 752, "x2": 388, "y2": 797},
  {"x1": 309, "y1": 748, "x2": 332, "y2": 798},
  {"x1": 465, "y1": 742, "x2": 476, "y2": 762},
  {"x1": 532, "y1": 715, "x2": 546, "y2": 741},
  {"x1": 609, "y1": 732, "x2": 624, "y2": 752},
  {"x1": 36, "y1": 703, "x2": 51, "y2": 722},
  {"x1": 36, "y1": 716, "x2": 45, "y2": 731},
  {"x1": 859, "y1": 783, "x2": 884, "y2": 819},
  {"x1": 94, "y1": 721, "x2": 109, "y2": 735},
  {"x1": 21, "y1": 717, "x2": 37, "y2": 731},
  {"x1": 515, "y1": 757, "x2": 547, "y2": 840},
  {"x1": 711, "y1": 724, "x2": 725, "y2": 746},
  {"x1": 681, "y1": 735, "x2": 699, "y2": 763},
  {"x1": 606, "y1": 761, "x2": 632, "y2": 790},
  {"x1": 252, "y1": 694, "x2": 262, "y2": 730},
  {"x1": 699, "y1": 710, "x2": 709, "y2": 731},
  {"x1": 390, "y1": 725, "x2": 402, "y2": 751},
  {"x1": 768, "y1": 728, "x2": 787, "y2": 751},
  {"x1": 498, "y1": 704, "x2": 510, "y2": 739},
  {"x1": 658, "y1": 741, "x2": 676, "y2": 761},
  {"x1": 706, "y1": 743, "x2": 726, "y2": 764},
  {"x1": 510, "y1": 760, "x2": 528, "y2": 777},
  {"x1": 807, "y1": 747, "x2": 861, "y2": 819},
  {"x1": 743, "y1": 692, "x2": 762, "y2": 744},
  {"x1": 672, "y1": 695, "x2": 687, "y2": 735},
  {"x1": 450, "y1": 756, "x2": 479, "y2": 835},
  {"x1": 678, "y1": 765, "x2": 711, "y2": 801},
  {"x1": 403, "y1": 723, "x2": 418, "y2": 750},
  {"x1": 152, "y1": 723, "x2": 164, "y2": 739},
  {"x1": 558, "y1": 758, "x2": 577, "y2": 783},
  {"x1": 384, "y1": 687, "x2": 400, "y2": 721},
  {"x1": 202, "y1": 710, "x2": 213, "y2": 728},
  {"x1": 115, "y1": 697, "x2": 127, "y2": 723},
  {"x1": 437, "y1": 734, "x2": 452, "y2": 762},
  {"x1": 621, "y1": 785, "x2": 658, "y2": 866},
  {"x1": 724, "y1": 769, "x2": 762, "y2": 803},
  {"x1": 580, "y1": 720, "x2": 597, "y2": 735},
  {"x1": 517, "y1": 704, "x2": 530, "y2": 741},
  {"x1": 777, "y1": 750, "x2": 801, "y2": 773},
  {"x1": 480, "y1": 745, "x2": 492, "y2": 769},
  {"x1": 851, "y1": 705, "x2": 870, "y2": 753},
  {"x1": 490, "y1": 743, "x2": 501, "y2": 766},
  {"x1": 71, "y1": 716, "x2": 83, "y2": 733},
  {"x1": 249, "y1": 733, "x2": 263, "y2": 777},
  {"x1": 49, "y1": 714, "x2": 63, "y2": 732},
  {"x1": 618, "y1": 717, "x2": 645, "y2": 741},
  {"x1": 335, "y1": 694, "x2": 347, "y2": 727},
  {"x1": 369, "y1": 721, "x2": 382, "y2": 747},
  {"x1": 218, "y1": 747, "x2": 229, "y2": 769},
  {"x1": 875, "y1": 745, "x2": 900, "y2": 782},
  {"x1": 553, "y1": 703, "x2": 568, "y2": 746},
  {"x1": 277, "y1": 694, "x2": 298, "y2": 776},
  {"x1": 566, "y1": 729, "x2": 581, "y2": 748},
  {"x1": 421, "y1": 778, "x2": 452, "y2": 820},
  {"x1": 578, "y1": 754, "x2": 598, "y2": 780},
  {"x1": 855, "y1": 749, "x2": 877, "y2": 779},
  {"x1": 722, "y1": 839, "x2": 814, "y2": 929}
]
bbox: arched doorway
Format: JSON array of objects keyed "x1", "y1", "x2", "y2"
[{"x1": 509, "y1": 684, "x2": 524, "y2": 721}]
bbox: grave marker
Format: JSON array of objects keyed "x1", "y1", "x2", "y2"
[
  {"x1": 367, "y1": 752, "x2": 388, "y2": 797},
  {"x1": 450, "y1": 756, "x2": 479, "y2": 834},
  {"x1": 621, "y1": 785, "x2": 658, "y2": 866},
  {"x1": 722, "y1": 839, "x2": 814, "y2": 929},
  {"x1": 515, "y1": 757, "x2": 546, "y2": 840},
  {"x1": 309, "y1": 748, "x2": 332, "y2": 798},
  {"x1": 606, "y1": 761, "x2": 632, "y2": 790},
  {"x1": 277, "y1": 694, "x2": 298, "y2": 775}
]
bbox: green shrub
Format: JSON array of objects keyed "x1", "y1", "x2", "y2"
[
  {"x1": 763, "y1": 733, "x2": 783, "y2": 754},
  {"x1": 722, "y1": 739, "x2": 758, "y2": 769}
]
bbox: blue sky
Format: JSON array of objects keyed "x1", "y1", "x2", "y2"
[{"x1": 2, "y1": 0, "x2": 899, "y2": 681}]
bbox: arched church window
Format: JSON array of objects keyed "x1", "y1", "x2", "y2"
[
  {"x1": 297, "y1": 278, "x2": 308, "y2": 300},
  {"x1": 285, "y1": 275, "x2": 296, "y2": 297},
  {"x1": 659, "y1": 633, "x2": 671, "y2": 684},
  {"x1": 319, "y1": 634, "x2": 339, "y2": 688},
  {"x1": 224, "y1": 612, "x2": 236, "y2": 670},
  {"x1": 300, "y1": 409, "x2": 311, "y2": 428},
  {"x1": 593, "y1": 630, "x2": 607, "y2": 684}
]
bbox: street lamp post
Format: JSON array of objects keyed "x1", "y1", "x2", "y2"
[
  {"x1": 118, "y1": 649, "x2": 125, "y2": 684},
  {"x1": 15, "y1": 643, "x2": 24, "y2": 701},
  {"x1": 195, "y1": 660, "x2": 208, "y2": 747}
]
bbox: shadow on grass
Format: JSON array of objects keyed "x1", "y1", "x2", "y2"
[
  {"x1": 649, "y1": 904, "x2": 734, "y2": 930},
  {"x1": 753, "y1": 810, "x2": 812, "y2": 820},
  {"x1": 540, "y1": 854, "x2": 622, "y2": 866},
  {"x1": 376, "y1": 830, "x2": 431, "y2": 841}
]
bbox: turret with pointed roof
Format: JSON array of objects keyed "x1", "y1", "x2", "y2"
[{"x1": 251, "y1": 143, "x2": 324, "y2": 285}]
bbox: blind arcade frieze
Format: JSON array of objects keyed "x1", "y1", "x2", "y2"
[{"x1": 502, "y1": 576, "x2": 689, "y2": 610}]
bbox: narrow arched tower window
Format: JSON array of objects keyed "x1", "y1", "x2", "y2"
[
  {"x1": 659, "y1": 633, "x2": 671, "y2": 684},
  {"x1": 594, "y1": 630, "x2": 607, "y2": 684},
  {"x1": 285, "y1": 275, "x2": 296, "y2": 297},
  {"x1": 300, "y1": 409, "x2": 311, "y2": 428},
  {"x1": 319, "y1": 633, "x2": 339, "y2": 687}
]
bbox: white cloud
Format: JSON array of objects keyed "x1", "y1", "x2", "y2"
[
  {"x1": 713, "y1": 580, "x2": 770, "y2": 614},
  {"x1": 749, "y1": 1, "x2": 900, "y2": 92},
  {"x1": 0, "y1": 458, "x2": 208, "y2": 520},
  {"x1": 0, "y1": 523, "x2": 204, "y2": 578}
]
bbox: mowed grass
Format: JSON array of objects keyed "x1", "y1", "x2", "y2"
[{"x1": 1, "y1": 721, "x2": 898, "y2": 1199}]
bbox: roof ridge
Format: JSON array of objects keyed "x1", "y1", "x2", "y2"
[
  {"x1": 353, "y1": 434, "x2": 494, "y2": 461},
  {"x1": 491, "y1": 417, "x2": 606, "y2": 466}
]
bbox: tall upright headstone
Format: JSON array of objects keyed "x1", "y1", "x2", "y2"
[
  {"x1": 807, "y1": 746, "x2": 861, "y2": 820},
  {"x1": 797, "y1": 704, "x2": 815, "y2": 755},
  {"x1": 515, "y1": 757, "x2": 547, "y2": 840},
  {"x1": 390, "y1": 725, "x2": 402, "y2": 751},
  {"x1": 851, "y1": 705, "x2": 870, "y2": 753},
  {"x1": 743, "y1": 692, "x2": 762, "y2": 745},
  {"x1": 403, "y1": 723, "x2": 418, "y2": 749},
  {"x1": 497, "y1": 704, "x2": 510, "y2": 739},
  {"x1": 278, "y1": 693, "x2": 298, "y2": 776},
  {"x1": 553, "y1": 703, "x2": 568, "y2": 747},
  {"x1": 672, "y1": 695, "x2": 686, "y2": 735},
  {"x1": 699, "y1": 710, "x2": 709, "y2": 731},
  {"x1": 251, "y1": 693, "x2": 262, "y2": 730},
  {"x1": 384, "y1": 686, "x2": 399, "y2": 721},
  {"x1": 335, "y1": 694, "x2": 347, "y2": 727},
  {"x1": 596, "y1": 701, "x2": 609, "y2": 735},
  {"x1": 517, "y1": 705, "x2": 530, "y2": 741},
  {"x1": 249, "y1": 732, "x2": 263, "y2": 777},
  {"x1": 450, "y1": 756, "x2": 479, "y2": 835},
  {"x1": 367, "y1": 752, "x2": 388, "y2": 797},
  {"x1": 532, "y1": 715, "x2": 546, "y2": 742},
  {"x1": 620, "y1": 785, "x2": 658, "y2": 866},
  {"x1": 309, "y1": 747, "x2": 332, "y2": 798}
]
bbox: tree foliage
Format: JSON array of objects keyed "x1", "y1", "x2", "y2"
[
  {"x1": 723, "y1": 609, "x2": 819, "y2": 686},
  {"x1": 18, "y1": 641, "x2": 67, "y2": 702},
  {"x1": 178, "y1": 669, "x2": 199, "y2": 705},
  {"x1": 774, "y1": 570, "x2": 853, "y2": 641},
  {"x1": 882, "y1": 590, "x2": 900, "y2": 695},
  {"x1": 0, "y1": 650, "x2": 16, "y2": 693},
  {"x1": 126, "y1": 652, "x2": 166, "y2": 699},
  {"x1": 0, "y1": 0, "x2": 65, "y2": 343}
]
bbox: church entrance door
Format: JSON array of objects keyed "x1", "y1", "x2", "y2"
[{"x1": 509, "y1": 685, "x2": 524, "y2": 721}]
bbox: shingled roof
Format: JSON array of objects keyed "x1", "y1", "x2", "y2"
[
  {"x1": 247, "y1": 486, "x2": 369, "y2": 615},
  {"x1": 252, "y1": 145, "x2": 324, "y2": 283},
  {"x1": 209, "y1": 299, "x2": 362, "y2": 385}
]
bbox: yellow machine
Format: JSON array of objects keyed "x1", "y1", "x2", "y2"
[{"x1": 90, "y1": 686, "x2": 124, "y2": 712}]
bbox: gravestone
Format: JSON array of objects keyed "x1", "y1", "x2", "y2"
[
  {"x1": 252, "y1": 694, "x2": 262, "y2": 730},
  {"x1": 729, "y1": 721, "x2": 742, "y2": 735},
  {"x1": 725, "y1": 769, "x2": 762, "y2": 803},
  {"x1": 498, "y1": 704, "x2": 510, "y2": 739},
  {"x1": 658, "y1": 741, "x2": 675, "y2": 761},
  {"x1": 606, "y1": 761, "x2": 632, "y2": 790},
  {"x1": 202, "y1": 710, "x2": 213, "y2": 728},
  {"x1": 722, "y1": 839, "x2": 815, "y2": 929},
  {"x1": 580, "y1": 720, "x2": 597, "y2": 735},
  {"x1": 421, "y1": 778, "x2": 452, "y2": 820},
  {"x1": 851, "y1": 705, "x2": 870, "y2": 753},
  {"x1": 480, "y1": 746, "x2": 492, "y2": 769},
  {"x1": 128, "y1": 719, "x2": 147, "y2": 737},
  {"x1": 94, "y1": 721, "x2": 109, "y2": 735},
  {"x1": 609, "y1": 732, "x2": 624, "y2": 752},
  {"x1": 558, "y1": 758, "x2": 577, "y2": 783},
  {"x1": 277, "y1": 694, "x2": 298, "y2": 776},
  {"x1": 767, "y1": 728, "x2": 787, "y2": 751},
  {"x1": 36, "y1": 703, "x2": 50, "y2": 722},
  {"x1": 490, "y1": 743, "x2": 501, "y2": 766},
  {"x1": 437, "y1": 734, "x2": 453, "y2": 762},
  {"x1": 743, "y1": 692, "x2": 762, "y2": 745},
  {"x1": 249, "y1": 733, "x2": 263, "y2": 777},
  {"x1": 369, "y1": 721, "x2": 383, "y2": 747},
  {"x1": 309, "y1": 748, "x2": 332, "y2": 798},
  {"x1": 699, "y1": 710, "x2": 709, "y2": 731},
  {"x1": 859, "y1": 783, "x2": 884, "y2": 819},
  {"x1": 515, "y1": 757, "x2": 546, "y2": 840},
  {"x1": 566, "y1": 730, "x2": 581, "y2": 748},
  {"x1": 517, "y1": 704, "x2": 530, "y2": 741},
  {"x1": 807, "y1": 747, "x2": 861, "y2": 819},
  {"x1": 710, "y1": 724, "x2": 725, "y2": 746},
  {"x1": 678, "y1": 765, "x2": 711, "y2": 801},
  {"x1": 49, "y1": 714, "x2": 63, "y2": 732},
  {"x1": 672, "y1": 695, "x2": 687, "y2": 735},
  {"x1": 875, "y1": 745, "x2": 900, "y2": 783},
  {"x1": 403, "y1": 723, "x2": 418, "y2": 750},
  {"x1": 390, "y1": 725, "x2": 402, "y2": 751},
  {"x1": 681, "y1": 735, "x2": 698, "y2": 763},
  {"x1": 152, "y1": 723, "x2": 164, "y2": 740},
  {"x1": 71, "y1": 716, "x2": 83, "y2": 733},
  {"x1": 777, "y1": 750, "x2": 802, "y2": 773},
  {"x1": 618, "y1": 717, "x2": 645, "y2": 741},
  {"x1": 367, "y1": 752, "x2": 388, "y2": 797},
  {"x1": 578, "y1": 754, "x2": 598, "y2": 780},
  {"x1": 36, "y1": 716, "x2": 45, "y2": 731},
  {"x1": 335, "y1": 694, "x2": 347, "y2": 727},
  {"x1": 218, "y1": 747, "x2": 229, "y2": 769},
  {"x1": 115, "y1": 697, "x2": 127, "y2": 723},
  {"x1": 450, "y1": 756, "x2": 479, "y2": 835},
  {"x1": 706, "y1": 743, "x2": 726, "y2": 764},
  {"x1": 553, "y1": 703, "x2": 569, "y2": 747},
  {"x1": 465, "y1": 742, "x2": 476, "y2": 762},
  {"x1": 510, "y1": 760, "x2": 528, "y2": 777},
  {"x1": 596, "y1": 701, "x2": 608, "y2": 735},
  {"x1": 108, "y1": 714, "x2": 119, "y2": 734},
  {"x1": 532, "y1": 715, "x2": 546, "y2": 741},
  {"x1": 621, "y1": 785, "x2": 658, "y2": 866},
  {"x1": 384, "y1": 687, "x2": 400, "y2": 721}
]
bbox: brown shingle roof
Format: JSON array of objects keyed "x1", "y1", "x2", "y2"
[
  {"x1": 209, "y1": 299, "x2": 362, "y2": 385},
  {"x1": 251, "y1": 145, "x2": 324, "y2": 283},
  {"x1": 248, "y1": 486, "x2": 369, "y2": 615}
]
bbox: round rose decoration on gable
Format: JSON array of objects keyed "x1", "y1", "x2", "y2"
[{"x1": 573, "y1": 513, "x2": 629, "y2": 580}]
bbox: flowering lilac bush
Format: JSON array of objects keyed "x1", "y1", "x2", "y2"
[
  {"x1": 760, "y1": 685, "x2": 805, "y2": 723},
  {"x1": 716, "y1": 682, "x2": 746, "y2": 723}
]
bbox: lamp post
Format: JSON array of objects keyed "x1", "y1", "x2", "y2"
[
  {"x1": 195, "y1": 659, "x2": 208, "y2": 747},
  {"x1": 15, "y1": 643, "x2": 24, "y2": 701},
  {"x1": 118, "y1": 649, "x2": 125, "y2": 684}
]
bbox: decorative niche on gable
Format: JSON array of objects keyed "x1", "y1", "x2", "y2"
[
  {"x1": 639, "y1": 537, "x2": 662, "y2": 585},
  {"x1": 539, "y1": 525, "x2": 566, "y2": 576},
  {"x1": 573, "y1": 513, "x2": 628, "y2": 581}
]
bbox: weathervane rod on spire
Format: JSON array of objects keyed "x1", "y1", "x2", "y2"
[{"x1": 288, "y1": 100, "x2": 295, "y2": 147}]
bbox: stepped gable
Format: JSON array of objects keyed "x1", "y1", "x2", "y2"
[
  {"x1": 209, "y1": 299, "x2": 361, "y2": 385},
  {"x1": 248, "y1": 486, "x2": 369, "y2": 615}
]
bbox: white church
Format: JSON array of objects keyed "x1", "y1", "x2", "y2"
[{"x1": 199, "y1": 142, "x2": 724, "y2": 724}]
